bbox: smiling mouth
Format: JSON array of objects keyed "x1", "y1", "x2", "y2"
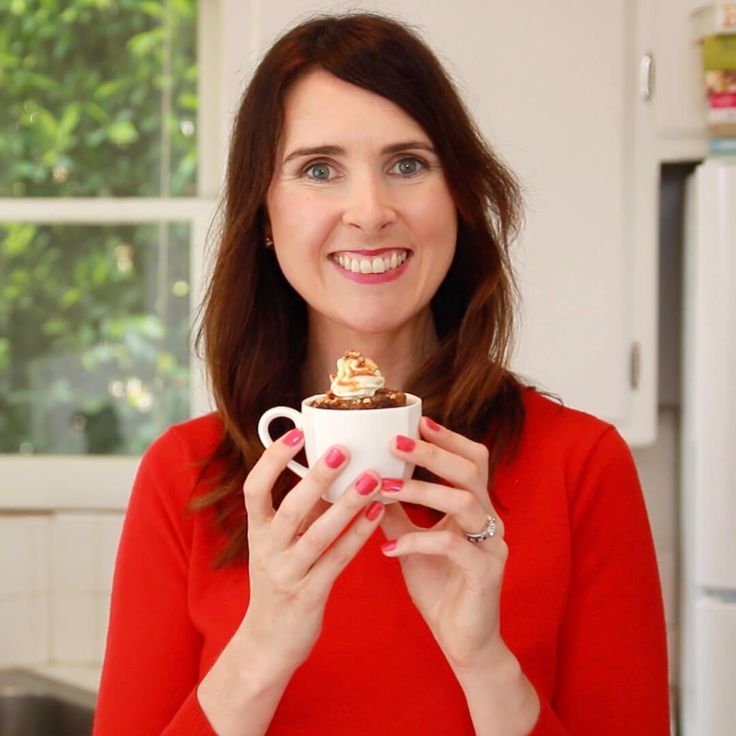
[{"x1": 330, "y1": 249, "x2": 411, "y2": 275}]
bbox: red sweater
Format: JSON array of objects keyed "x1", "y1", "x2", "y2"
[{"x1": 93, "y1": 389, "x2": 670, "y2": 735}]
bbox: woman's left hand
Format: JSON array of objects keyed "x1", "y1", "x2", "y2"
[{"x1": 379, "y1": 416, "x2": 508, "y2": 673}]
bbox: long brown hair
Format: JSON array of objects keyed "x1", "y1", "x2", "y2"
[{"x1": 193, "y1": 12, "x2": 526, "y2": 566}]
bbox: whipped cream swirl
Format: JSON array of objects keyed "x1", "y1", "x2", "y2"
[{"x1": 329, "y1": 351, "x2": 385, "y2": 398}]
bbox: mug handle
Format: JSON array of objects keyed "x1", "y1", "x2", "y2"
[{"x1": 257, "y1": 406, "x2": 309, "y2": 478}]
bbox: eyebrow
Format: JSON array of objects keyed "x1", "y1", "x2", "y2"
[{"x1": 281, "y1": 140, "x2": 437, "y2": 165}]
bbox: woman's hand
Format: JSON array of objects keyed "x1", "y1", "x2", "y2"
[
  {"x1": 378, "y1": 417, "x2": 508, "y2": 672},
  {"x1": 379, "y1": 418, "x2": 541, "y2": 735},
  {"x1": 198, "y1": 428, "x2": 384, "y2": 735},
  {"x1": 238, "y1": 427, "x2": 384, "y2": 675}
]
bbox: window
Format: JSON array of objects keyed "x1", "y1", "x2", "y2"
[{"x1": 1, "y1": 0, "x2": 219, "y2": 504}]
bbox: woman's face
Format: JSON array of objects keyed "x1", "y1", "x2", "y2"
[{"x1": 266, "y1": 69, "x2": 457, "y2": 337}]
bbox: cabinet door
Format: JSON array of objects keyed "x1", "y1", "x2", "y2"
[
  {"x1": 647, "y1": 0, "x2": 709, "y2": 156},
  {"x1": 224, "y1": 0, "x2": 652, "y2": 439}
]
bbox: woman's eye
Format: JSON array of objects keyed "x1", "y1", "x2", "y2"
[
  {"x1": 392, "y1": 157, "x2": 424, "y2": 176},
  {"x1": 304, "y1": 163, "x2": 333, "y2": 181}
]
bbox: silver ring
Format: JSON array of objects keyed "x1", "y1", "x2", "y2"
[{"x1": 464, "y1": 514, "x2": 498, "y2": 543}]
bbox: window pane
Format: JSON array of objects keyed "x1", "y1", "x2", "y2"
[
  {"x1": 0, "y1": 0, "x2": 197, "y2": 197},
  {"x1": 0, "y1": 222, "x2": 191, "y2": 455}
]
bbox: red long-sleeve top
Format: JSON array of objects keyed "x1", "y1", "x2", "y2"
[{"x1": 93, "y1": 388, "x2": 670, "y2": 734}]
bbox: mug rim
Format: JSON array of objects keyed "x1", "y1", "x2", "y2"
[{"x1": 302, "y1": 392, "x2": 421, "y2": 410}]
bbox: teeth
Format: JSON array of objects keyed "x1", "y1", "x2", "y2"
[{"x1": 334, "y1": 250, "x2": 409, "y2": 275}]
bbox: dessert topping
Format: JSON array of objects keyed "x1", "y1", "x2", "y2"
[{"x1": 329, "y1": 351, "x2": 385, "y2": 399}]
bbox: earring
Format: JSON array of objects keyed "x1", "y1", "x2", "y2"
[{"x1": 264, "y1": 235, "x2": 274, "y2": 249}]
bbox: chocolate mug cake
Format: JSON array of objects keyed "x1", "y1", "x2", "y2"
[{"x1": 310, "y1": 351, "x2": 407, "y2": 410}]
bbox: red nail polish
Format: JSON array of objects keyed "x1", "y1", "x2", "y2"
[
  {"x1": 425, "y1": 417, "x2": 441, "y2": 432},
  {"x1": 364, "y1": 501, "x2": 383, "y2": 521},
  {"x1": 356, "y1": 472, "x2": 378, "y2": 495},
  {"x1": 381, "y1": 478, "x2": 404, "y2": 493},
  {"x1": 325, "y1": 447, "x2": 346, "y2": 468},
  {"x1": 381, "y1": 540, "x2": 398, "y2": 554},
  {"x1": 283, "y1": 429, "x2": 304, "y2": 447},
  {"x1": 395, "y1": 435, "x2": 416, "y2": 452}
]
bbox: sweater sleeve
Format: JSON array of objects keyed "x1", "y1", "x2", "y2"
[
  {"x1": 93, "y1": 428, "x2": 217, "y2": 736},
  {"x1": 527, "y1": 426, "x2": 671, "y2": 735}
]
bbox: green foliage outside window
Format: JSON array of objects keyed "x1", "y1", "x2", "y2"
[
  {"x1": 0, "y1": 0, "x2": 198, "y2": 455},
  {"x1": 0, "y1": 0, "x2": 197, "y2": 197}
]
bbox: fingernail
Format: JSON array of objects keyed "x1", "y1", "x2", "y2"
[
  {"x1": 381, "y1": 540, "x2": 398, "y2": 554},
  {"x1": 381, "y1": 478, "x2": 404, "y2": 493},
  {"x1": 425, "y1": 417, "x2": 442, "y2": 431},
  {"x1": 356, "y1": 472, "x2": 378, "y2": 495},
  {"x1": 325, "y1": 447, "x2": 346, "y2": 468},
  {"x1": 364, "y1": 500, "x2": 383, "y2": 521},
  {"x1": 395, "y1": 435, "x2": 416, "y2": 452},
  {"x1": 283, "y1": 429, "x2": 304, "y2": 447}
]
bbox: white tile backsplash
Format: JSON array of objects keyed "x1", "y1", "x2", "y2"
[
  {"x1": 50, "y1": 513, "x2": 100, "y2": 594},
  {"x1": 50, "y1": 592, "x2": 98, "y2": 664},
  {"x1": 0, "y1": 509, "x2": 124, "y2": 669},
  {"x1": 95, "y1": 591, "x2": 113, "y2": 662},
  {"x1": 95, "y1": 514, "x2": 125, "y2": 593},
  {"x1": 0, "y1": 595, "x2": 48, "y2": 667},
  {"x1": 0, "y1": 515, "x2": 49, "y2": 598}
]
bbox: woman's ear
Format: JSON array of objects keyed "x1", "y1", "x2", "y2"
[{"x1": 262, "y1": 211, "x2": 274, "y2": 249}]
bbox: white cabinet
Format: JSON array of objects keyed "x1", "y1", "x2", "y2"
[
  {"x1": 639, "y1": 0, "x2": 709, "y2": 161},
  {"x1": 218, "y1": 0, "x2": 658, "y2": 443}
]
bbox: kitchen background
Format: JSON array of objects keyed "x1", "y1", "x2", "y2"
[{"x1": 0, "y1": 0, "x2": 731, "y2": 733}]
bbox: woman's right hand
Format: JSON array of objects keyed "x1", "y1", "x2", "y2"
[
  {"x1": 198, "y1": 427, "x2": 384, "y2": 736},
  {"x1": 238, "y1": 427, "x2": 384, "y2": 673}
]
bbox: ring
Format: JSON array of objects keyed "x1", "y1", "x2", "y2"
[{"x1": 464, "y1": 514, "x2": 498, "y2": 543}]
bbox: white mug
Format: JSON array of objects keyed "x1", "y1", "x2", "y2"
[{"x1": 257, "y1": 393, "x2": 422, "y2": 503}]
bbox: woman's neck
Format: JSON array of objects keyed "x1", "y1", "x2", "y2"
[{"x1": 301, "y1": 309, "x2": 438, "y2": 397}]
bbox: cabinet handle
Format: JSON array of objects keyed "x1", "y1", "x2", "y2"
[
  {"x1": 630, "y1": 342, "x2": 641, "y2": 390},
  {"x1": 640, "y1": 53, "x2": 654, "y2": 100}
]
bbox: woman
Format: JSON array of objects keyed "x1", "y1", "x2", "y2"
[{"x1": 93, "y1": 13, "x2": 670, "y2": 736}]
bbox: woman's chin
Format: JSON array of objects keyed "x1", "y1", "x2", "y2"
[{"x1": 328, "y1": 306, "x2": 432, "y2": 340}]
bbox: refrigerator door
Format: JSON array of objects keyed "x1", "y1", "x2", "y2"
[
  {"x1": 694, "y1": 600, "x2": 736, "y2": 736},
  {"x1": 683, "y1": 159, "x2": 736, "y2": 591},
  {"x1": 681, "y1": 159, "x2": 736, "y2": 736}
]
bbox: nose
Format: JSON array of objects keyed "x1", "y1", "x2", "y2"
[{"x1": 341, "y1": 175, "x2": 397, "y2": 233}]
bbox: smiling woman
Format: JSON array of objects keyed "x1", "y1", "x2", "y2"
[
  {"x1": 93, "y1": 11, "x2": 670, "y2": 736},
  {"x1": 266, "y1": 69, "x2": 457, "y2": 341}
]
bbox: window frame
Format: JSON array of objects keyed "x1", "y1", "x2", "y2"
[{"x1": 0, "y1": 0, "x2": 228, "y2": 510}]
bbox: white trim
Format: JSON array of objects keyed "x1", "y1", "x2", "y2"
[
  {"x1": 0, "y1": 198, "x2": 216, "y2": 223},
  {"x1": 190, "y1": 203, "x2": 219, "y2": 418},
  {"x1": 0, "y1": 456, "x2": 138, "y2": 511},
  {"x1": 198, "y1": 0, "x2": 226, "y2": 198}
]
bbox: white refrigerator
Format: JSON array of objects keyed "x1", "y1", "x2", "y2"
[{"x1": 680, "y1": 158, "x2": 736, "y2": 736}]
